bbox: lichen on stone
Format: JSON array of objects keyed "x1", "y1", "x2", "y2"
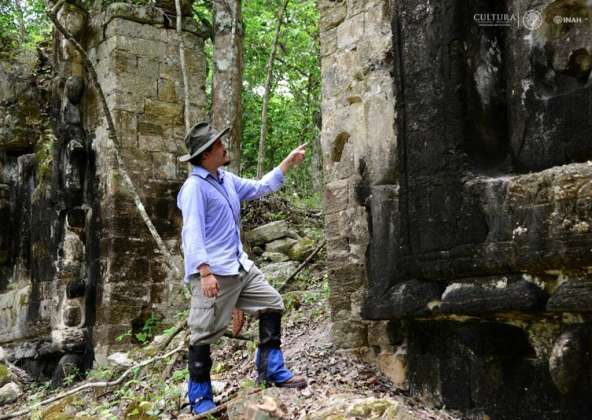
[
  {"x1": 34, "y1": 128, "x2": 56, "y2": 187},
  {"x1": 526, "y1": 320, "x2": 562, "y2": 359}
]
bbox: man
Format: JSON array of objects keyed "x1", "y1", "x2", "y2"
[{"x1": 177, "y1": 121, "x2": 307, "y2": 414}]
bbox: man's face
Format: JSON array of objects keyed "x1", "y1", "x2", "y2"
[{"x1": 204, "y1": 137, "x2": 230, "y2": 168}]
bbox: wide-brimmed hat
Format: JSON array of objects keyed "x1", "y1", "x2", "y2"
[{"x1": 178, "y1": 121, "x2": 230, "y2": 162}]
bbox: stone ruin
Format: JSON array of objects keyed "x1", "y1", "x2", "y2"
[
  {"x1": 320, "y1": 0, "x2": 592, "y2": 418},
  {"x1": 0, "y1": 1, "x2": 205, "y2": 384},
  {"x1": 1, "y1": 0, "x2": 591, "y2": 417}
]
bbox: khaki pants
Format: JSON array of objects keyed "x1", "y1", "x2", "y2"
[{"x1": 188, "y1": 265, "x2": 284, "y2": 345}]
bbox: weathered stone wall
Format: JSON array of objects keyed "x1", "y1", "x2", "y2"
[
  {"x1": 319, "y1": 0, "x2": 403, "y2": 384},
  {"x1": 321, "y1": 0, "x2": 592, "y2": 418},
  {"x1": 84, "y1": 2, "x2": 206, "y2": 361},
  {"x1": 0, "y1": 0, "x2": 207, "y2": 379},
  {"x1": 0, "y1": 11, "x2": 92, "y2": 382}
]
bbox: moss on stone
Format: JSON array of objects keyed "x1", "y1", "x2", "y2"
[
  {"x1": 0, "y1": 363, "x2": 10, "y2": 386},
  {"x1": 348, "y1": 399, "x2": 392, "y2": 417},
  {"x1": 527, "y1": 320, "x2": 562, "y2": 359},
  {"x1": 34, "y1": 129, "x2": 55, "y2": 187},
  {"x1": 18, "y1": 291, "x2": 29, "y2": 306}
]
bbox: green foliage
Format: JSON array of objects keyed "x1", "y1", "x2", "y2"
[
  {"x1": 162, "y1": 325, "x2": 177, "y2": 336},
  {"x1": 0, "y1": 363, "x2": 9, "y2": 383},
  {"x1": 240, "y1": 0, "x2": 320, "y2": 194},
  {"x1": 246, "y1": 338, "x2": 257, "y2": 354},
  {"x1": 211, "y1": 361, "x2": 226, "y2": 374},
  {"x1": 239, "y1": 377, "x2": 257, "y2": 390},
  {"x1": 171, "y1": 367, "x2": 188, "y2": 383},
  {"x1": 87, "y1": 366, "x2": 114, "y2": 381},
  {"x1": 174, "y1": 308, "x2": 189, "y2": 321},
  {"x1": 0, "y1": 0, "x2": 51, "y2": 57},
  {"x1": 283, "y1": 292, "x2": 300, "y2": 312},
  {"x1": 26, "y1": 382, "x2": 51, "y2": 420},
  {"x1": 116, "y1": 313, "x2": 162, "y2": 344},
  {"x1": 280, "y1": 190, "x2": 323, "y2": 211},
  {"x1": 63, "y1": 366, "x2": 80, "y2": 387},
  {"x1": 115, "y1": 329, "x2": 132, "y2": 343},
  {"x1": 135, "y1": 313, "x2": 162, "y2": 343}
]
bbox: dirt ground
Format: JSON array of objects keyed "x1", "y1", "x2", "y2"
[
  {"x1": 2, "y1": 265, "x2": 461, "y2": 419},
  {"x1": 176, "y1": 272, "x2": 461, "y2": 419}
]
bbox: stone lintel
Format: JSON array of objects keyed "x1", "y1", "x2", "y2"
[
  {"x1": 401, "y1": 163, "x2": 592, "y2": 281},
  {"x1": 547, "y1": 280, "x2": 592, "y2": 313},
  {"x1": 440, "y1": 280, "x2": 547, "y2": 315},
  {"x1": 369, "y1": 273, "x2": 592, "y2": 320},
  {"x1": 363, "y1": 279, "x2": 443, "y2": 320}
]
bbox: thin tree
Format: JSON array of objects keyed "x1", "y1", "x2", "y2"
[
  {"x1": 256, "y1": 0, "x2": 289, "y2": 179},
  {"x1": 12, "y1": 0, "x2": 28, "y2": 45},
  {"x1": 212, "y1": 0, "x2": 243, "y2": 174}
]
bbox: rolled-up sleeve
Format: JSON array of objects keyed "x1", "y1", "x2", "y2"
[
  {"x1": 232, "y1": 167, "x2": 285, "y2": 202},
  {"x1": 177, "y1": 180, "x2": 208, "y2": 280}
]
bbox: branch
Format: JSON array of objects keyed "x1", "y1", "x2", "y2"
[
  {"x1": 275, "y1": 57, "x2": 308, "y2": 79},
  {"x1": 46, "y1": 0, "x2": 182, "y2": 278},
  {"x1": 139, "y1": 326, "x2": 188, "y2": 377},
  {"x1": 194, "y1": 11, "x2": 213, "y2": 40},
  {"x1": 49, "y1": 0, "x2": 65, "y2": 17},
  {"x1": 157, "y1": 318, "x2": 187, "y2": 352},
  {"x1": 279, "y1": 239, "x2": 325, "y2": 293},
  {"x1": 0, "y1": 343, "x2": 185, "y2": 420},
  {"x1": 160, "y1": 330, "x2": 187, "y2": 378}
]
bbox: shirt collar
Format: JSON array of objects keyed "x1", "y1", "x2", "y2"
[{"x1": 191, "y1": 165, "x2": 224, "y2": 181}]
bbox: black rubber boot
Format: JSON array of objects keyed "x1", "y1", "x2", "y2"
[
  {"x1": 256, "y1": 312, "x2": 306, "y2": 388},
  {"x1": 259, "y1": 311, "x2": 282, "y2": 348},
  {"x1": 187, "y1": 344, "x2": 216, "y2": 414},
  {"x1": 257, "y1": 312, "x2": 282, "y2": 385},
  {"x1": 188, "y1": 344, "x2": 212, "y2": 382}
]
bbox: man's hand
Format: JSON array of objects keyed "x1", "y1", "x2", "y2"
[
  {"x1": 279, "y1": 143, "x2": 307, "y2": 174},
  {"x1": 201, "y1": 274, "x2": 219, "y2": 298}
]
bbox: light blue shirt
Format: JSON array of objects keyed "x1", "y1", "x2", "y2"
[{"x1": 177, "y1": 165, "x2": 285, "y2": 282}]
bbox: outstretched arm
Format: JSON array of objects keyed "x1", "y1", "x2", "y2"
[
  {"x1": 279, "y1": 143, "x2": 307, "y2": 174},
  {"x1": 233, "y1": 143, "x2": 308, "y2": 201}
]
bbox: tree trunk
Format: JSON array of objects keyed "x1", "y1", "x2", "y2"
[
  {"x1": 13, "y1": 0, "x2": 28, "y2": 45},
  {"x1": 309, "y1": 73, "x2": 323, "y2": 191},
  {"x1": 212, "y1": 0, "x2": 243, "y2": 174},
  {"x1": 174, "y1": 0, "x2": 191, "y2": 132},
  {"x1": 256, "y1": 0, "x2": 289, "y2": 179}
]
